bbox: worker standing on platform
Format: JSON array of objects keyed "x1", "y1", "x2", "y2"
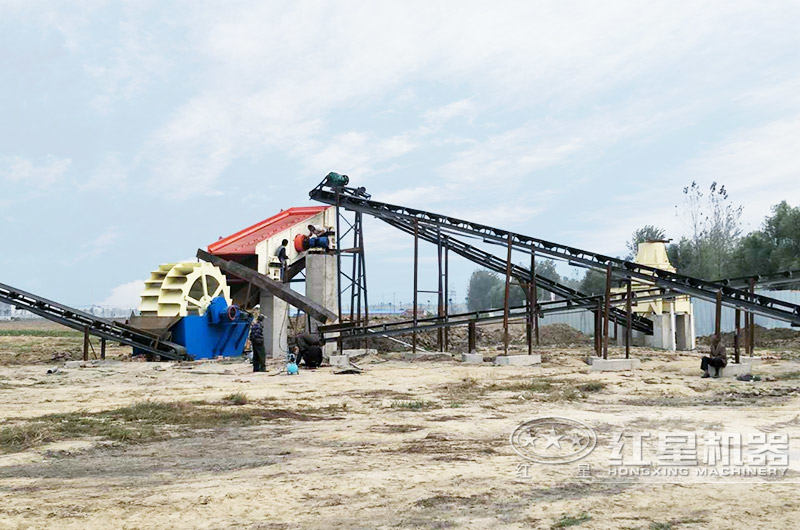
[
  {"x1": 276, "y1": 239, "x2": 289, "y2": 282},
  {"x1": 250, "y1": 315, "x2": 266, "y2": 372}
]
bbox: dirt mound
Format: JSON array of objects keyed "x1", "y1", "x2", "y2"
[
  {"x1": 538, "y1": 323, "x2": 592, "y2": 345},
  {"x1": 698, "y1": 325, "x2": 800, "y2": 349},
  {"x1": 342, "y1": 319, "x2": 590, "y2": 352}
]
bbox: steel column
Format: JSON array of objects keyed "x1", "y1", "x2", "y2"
[
  {"x1": 531, "y1": 248, "x2": 539, "y2": 347},
  {"x1": 625, "y1": 279, "x2": 632, "y2": 359},
  {"x1": 437, "y1": 228, "x2": 444, "y2": 352},
  {"x1": 413, "y1": 220, "x2": 419, "y2": 354},
  {"x1": 444, "y1": 244, "x2": 449, "y2": 352},
  {"x1": 734, "y1": 307, "x2": 741, "y2": 364},
  {"x1": 602, "y1": 265, "x2": 612, "y2": 359},
  {"x1": 83, "y1": 327, "x2": 89, "y2": 361},
  {"x1": 748, "y1": 278, "x2": 756, "y2": 356},
  {"x1": 503, "y1": 233, "x2": 512, "y2": 355},
  {"x1": 468, "y1": 320, "x2": 476, "y2": 353}
]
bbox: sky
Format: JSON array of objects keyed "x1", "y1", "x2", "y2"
[{"x1": 1, "y1": 1, "x2": 800, "y2": 310}]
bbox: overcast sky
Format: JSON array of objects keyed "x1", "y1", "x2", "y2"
[{"x1": 2, "y1": 1, "x2": 800, "y2": 309}]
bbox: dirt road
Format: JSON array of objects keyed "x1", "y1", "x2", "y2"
[{"x1": 2, "y1": 344, "x2": 800, "y2": 529}]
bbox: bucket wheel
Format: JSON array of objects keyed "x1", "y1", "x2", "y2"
[{"x1": 139, "y1": 262, "x2": 231, "y2": 317}]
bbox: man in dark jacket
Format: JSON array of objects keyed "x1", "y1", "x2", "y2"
[
  {"x1": 275, "y1": 239, "x2": 289, "y2": 282},
  {"x1": 250, "y1": 315, "x2": 266, "y2": 372},
  {"x1": 294, "y1": 332, "x2": 323, "y2": 368},
  {"x1": 701, "y1": 334, "x2": 727, "y2": 378}
]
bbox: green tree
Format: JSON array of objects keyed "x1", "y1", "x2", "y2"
[
  {"x1": 578, "y1": 269, "x2": 607, "y2": 295},
  {"x1": 730, "y1": 201, "x2": 800, "y2": 283},
  {"x1": 763, "y1": 201, "x2": 800, "y2": 270},
  {"x1": 671, "y1": 181, "x2": 743, "y2": 278},
  {"x1": 533, "y1": 259, "x2": 560, "y2": 300},
  {"x1": 626, "y1": 225, "x2": 667, "y2": 260},
  {"x1": 466, "y1": 270, "x2": 500, "y2": 311},
  {"x1": 466, "y1": 258, "x2": 562, "y2": 310}
]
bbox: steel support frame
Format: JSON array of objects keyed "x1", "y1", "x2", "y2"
[{"x1": 334, "y1": 191, "x2": 369, "y2": 332}]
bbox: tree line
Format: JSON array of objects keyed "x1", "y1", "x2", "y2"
[{"x1": 466, "y1": 182, "x2": 799, "y2": 310}]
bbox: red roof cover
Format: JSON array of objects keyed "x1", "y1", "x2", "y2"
[{"x1": 208, "y1": 206, "x2": 331, "y2": 255}]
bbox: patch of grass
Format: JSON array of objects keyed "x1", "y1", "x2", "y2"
[
  {"x1": 551, "y1": 512, "x2": 591, "y2": 528},
  {"x1": 486, "y1": 378, "x2": 588, "y2": 402},
  {"x1": 0, "y1": 400, "x2": 321, "y2": 454},
  {"x1": 413, "y1": 495, "x2": 479, "y2": 508},
  {"x1": 390, "y1": 400, "x2": 437, "y2": 410},
  {"x1": 222, "y1": 392, "x2": 249, "y2": 405},
  {"x1": 488, "y1": 379, "x2": 554, "y2": 393},
  {"x1": 576, "y1": 381, "x2": 606, "y2": 393},
  {"x1": 774, "y1": 371, "x2": 800, "y2": 380},
  {"x1": 649, "y1": 516, "x2": 706, "y2": 529},
  {"x1": 440, "y1": 377, "x2": 486, "y2": 401},
  {"x1": 301, "y1": 403, "x2": 348, "y2": 414},
  {"x1": 0, "y1": 329, "x2": 82, "y2": 337}
]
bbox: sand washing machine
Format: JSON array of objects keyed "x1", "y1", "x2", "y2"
[{"x1": 128, "y1": 262, "x2": 251, "y2": 360}]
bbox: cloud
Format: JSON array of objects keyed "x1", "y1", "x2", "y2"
[
  {"x1": 423, "y1": 99, "x2": 476, "y2": 127},
  {"x1": 99, "y1": 280, "x2": 144, "y2": 309},
  {"x1": 0, "y1": 155, "x2": 71, "y2": 186},
  {"x1": 83, "y1": 152, "x2": 128, "y2": 190},
  {"x1": 77, "y1": 226, "x2": 120, "y2": 262}
]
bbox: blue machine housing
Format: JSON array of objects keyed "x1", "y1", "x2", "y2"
[{"x1": 171, "y1": 297, "x2": 252, "y2": 360}]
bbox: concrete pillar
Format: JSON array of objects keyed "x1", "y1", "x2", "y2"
[
  {"x1": 690, "y1": 311, "x2": 697, "y2": 350},
  {"x1": 646, "y1": 314, "x2": 671, "y2": 349},
  {"x1": 305, "y1": 253, "x2": 339, "y2": 357},
  {"x1": 260, "y1": 290, "x2": 289, "y2": 359},
  {"x1": 675, "y1": 313, "x2": 694, "y2": 351},
  {"x1": 669, "y1": 305, "x2": 677, "y2": 351}
]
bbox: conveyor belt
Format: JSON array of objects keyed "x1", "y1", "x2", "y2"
[
  {"x1": 310, "y1": 179, "x2": 800, "y2": 326},
  {"x1": 0, "y1": 282, "x2": 188, "y2": 360},
  {"x1": 383, "y1": 217, "x2": 653, "y2": 334}
]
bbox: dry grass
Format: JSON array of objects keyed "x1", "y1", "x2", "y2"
[
  {"x1": 389, "y1": 400, "x2": 438, "y2": 410},
  {"x1": 0, "y1": 400, "x2": 321, "y2": 454},
  {"x1": 222, "y1": 392, "x2": 249, "y2": 405},
  {"x1": 551, "y1": 512, "x2": 591, "y2": 528}
]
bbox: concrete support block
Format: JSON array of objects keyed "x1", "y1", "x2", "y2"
[
  {"x1": 710, "y1": 362, "x2": 752, "y2": 378},
  {"x1": 261, "y1": 290, "x2": 289, "y2": 359},
  {"x1": 342, "y1": 348, "x2": 378, "y2": 357},
  {"x1": 305, "y1": 253, "x2": 339, "y2": 358},
  {"x1": 590, "y1": 358, "x2": 641, "y2": 371},
  {"x1": 494, "y1": 354, "x2": 542, "y2": 366},
  {"x1": 461, "y1": 353, "x2": 484, "y2": 364},
  {"x1": 328, "y1": 355, "x2": 351, "y2": 368}
]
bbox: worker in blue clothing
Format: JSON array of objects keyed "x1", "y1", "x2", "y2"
[{"x1": 250, "y1": 315, "x2": 266, "y2": 372}]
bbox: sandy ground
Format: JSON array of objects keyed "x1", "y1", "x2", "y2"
[{"x1": 2, "y1": 318, "x2": 800, "y2": 529}]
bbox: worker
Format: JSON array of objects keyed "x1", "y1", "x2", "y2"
[
  {"x1": 294, "y1": 332, "x2": 323, "y2": 369},
  {"x1": 307, "y1": 224, "x2": 333, "y2": 237},
  {"x1": 250, "y1": 315, "x2": 266, "y2": 372},
  {"x1": 700, "y1": 333, "x2": 727, "y2": 378},
  {"x1": 275, "y1": 239, "x2": 289, "y2": 282}
]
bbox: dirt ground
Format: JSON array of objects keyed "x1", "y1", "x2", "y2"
[{"x1": 2, "y1": 321, "x2": 800, "y2": 529}]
